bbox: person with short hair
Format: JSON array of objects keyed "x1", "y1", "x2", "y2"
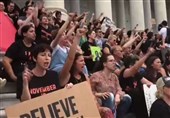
[{"x1": 21, "y1": 29, "x2": 80, "y2": 101}]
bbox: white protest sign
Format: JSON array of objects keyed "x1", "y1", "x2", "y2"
[
  {"x1": 143, "y1": 84, "x2": 157, "y2": 116},
  {"x1": 101, "y1": 17, "x2": 117, "y2": 33}
]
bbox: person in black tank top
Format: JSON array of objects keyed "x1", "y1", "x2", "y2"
[{"x1": 69, "y1": 53, "x2": 87, "y2": 85}]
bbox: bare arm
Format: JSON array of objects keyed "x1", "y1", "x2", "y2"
[
  {"x1": 103, "y1": 47, "x2": 111, "y2": 54},
  {"x1": 158, "y1": 67, "x2": 167, "y2": 77},
  {"x1": 32, "y1": 5, "x2": 39, "y2": 27},
  {"x1": 115, "y1": 28, "x2": 125, "y2": 37},
  {"x1": 123, "y1": 48, "x2": 155, "y2": 78},
  {"x1": 79, "y1": 12, "x2": 88, "y2": 27},
  {"x1": 2, "y1": 56, "x2": 17, "y2": 81},
  {"x1": 141, "y1": 77, "x2": 153, "y2": 86},
  {"x1": 17, "y1": 13, "x2": 34, "y2": 35},
  {"x1": 20, "y1": 68, "x2": 32, "y2": 102},
  {"x1": 21, "y1": 82, "x2": 31, "y2": 102},
  {"x1": 50, "y1": 16, "x2": 71, "y2": 49},
  {"x1": 74, "y1": 12, "x2": 85, "y2": 22},
  {"x1": 122, "y1": 35, "x2": 139, "y2": 49},
  {"x1": 133, "y1": 39, "x2": 144, "y2": 54},
  {"x1": 59, "y1": 29, "x2": 82, "y2": 86},
  {"x1": 96, "y1": 12, "x2": 104, "y2": 21},
  {"x1": 89, "y1": 13, "x2": 95, "y2": 23},
  {"x1": 66, "y1": 22, "x2": 78, "y2": 38}
]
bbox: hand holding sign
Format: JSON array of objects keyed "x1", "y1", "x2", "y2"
[{"x1": 5, "y1": 82, "x2": 100, "y2": 118}]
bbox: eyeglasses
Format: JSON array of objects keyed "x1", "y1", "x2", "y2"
[{"x1": 107, "y1": 59, "x2": 116, "y2": 63}]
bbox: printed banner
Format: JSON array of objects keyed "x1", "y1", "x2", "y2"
[{"x1": 90, "y1": 46, "x2": 102, "y2": 61}]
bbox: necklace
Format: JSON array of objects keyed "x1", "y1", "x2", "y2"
[
  {"x1": 23, "y1": 40, "x2": 32, "y2": 47},
  {"x1": 74, "y1": 74, "x2": 82, "y2": 84}
]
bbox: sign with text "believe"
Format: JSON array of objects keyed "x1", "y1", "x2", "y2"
[{"x1": 5, "y1": 82, "x2": 100, "y2": 118}]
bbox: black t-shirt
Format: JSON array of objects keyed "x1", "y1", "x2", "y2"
[
  {"x1": 36, "y1": 25, "x2": 53, "y2": 45},
  {"x1": 119, "y1": 68, "x2": 143, "y2": 94},
  {"x1": 150, "y1": 98, "x2": 170, "y2": 118},
  {"x1": 5, "y1": 40, "x2": 35, "y2": 76},
  {"x1": 81, "y1": 41, "x2": 96, "y2": 72},
  {"x1": 29, "y1": 70, "x2": 61, "y2": 98},
  {"x1": 54, "y1": 19, "x2": 65, "y2": 28}
]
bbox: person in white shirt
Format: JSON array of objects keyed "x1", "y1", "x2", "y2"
[{"x1": 158, "y1": 20, "x2": 169, "y2": 63}]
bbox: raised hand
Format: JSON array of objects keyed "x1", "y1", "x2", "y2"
[
  {"x1": 22, "y1": 66, "x2": 33, "y2": 86},
  {"x1": 147, "y1": 47, "x2": 155, "y2": 55}
]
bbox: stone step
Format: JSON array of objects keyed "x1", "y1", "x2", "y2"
[
  {"x1": 0, "y1": 82, "x2": 16, "y2": 94},
  {"x1": 0, "y1": 109, "x2": 7, "y2": 118},
  {"x1": 0, "y1": 93, "x2": 20, "y2": 118},
  {"x1": 0, "y1": 93, "x2": 20, "y2": 110}
]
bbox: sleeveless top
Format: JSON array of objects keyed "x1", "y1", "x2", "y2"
[{"x1": 69, "y1": 73, "x2": 86, "y2": 85}]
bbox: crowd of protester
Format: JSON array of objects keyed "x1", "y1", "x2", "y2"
[{"x1": 0, "y1": 0, "x2": 170, "y2": 118}]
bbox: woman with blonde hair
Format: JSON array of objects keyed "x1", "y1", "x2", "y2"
[{"x1": 102, "y1": 34, "x2": 117, "y2": 55}]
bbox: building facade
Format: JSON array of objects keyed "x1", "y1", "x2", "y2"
[{"x1": 14, "y1": 0, "x2": 170, "y2": 30}]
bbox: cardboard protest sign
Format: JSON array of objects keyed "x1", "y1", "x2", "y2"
[
  {"x1": 90, "y1": 46, "x2": 102, "y2": 61},
  {"x1": 143, "y1": 84, "x2": 157, "y2": 116},
  {"x1": 0, "y1": 11, "x2": 16, "y2": 52},
  {"x1": 5, "y1": 82, "x2": 100, "y2": 118}
]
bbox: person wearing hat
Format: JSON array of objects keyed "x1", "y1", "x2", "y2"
[{"x1": 150, "y1": 76, "x2": 170, "y2": 118}]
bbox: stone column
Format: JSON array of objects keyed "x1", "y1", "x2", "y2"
[
  {"x1": 44, "y1": 0, "x2": 65, "y2": 11},
  {"x1": 129, "y1": 0, "x2": 145, "y2": 30},
  {"x1": 44, "y1": 0, "x2": 67, "y2": 20},
  {"x1": 117, "y1": 0, "x2": 126, "y2": 28},
  {"x1": 166, "y1": 0, "x2": 170, "y2": 26},
  {"x1": 143, "y1": 0, "x2": 152, "y2": 29},
  {"x1": 111, "y1": 0, "x2": 117, "y2": 26},
  {"x1": 95, "y1": 0, "x2": 112, "y2": 19},
  {"x1": 154, "y1": 0, "x2": 167, "y2": 25},
  {"x1": 70, "y1": 0, "x2": 80, "y2": 14}
]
